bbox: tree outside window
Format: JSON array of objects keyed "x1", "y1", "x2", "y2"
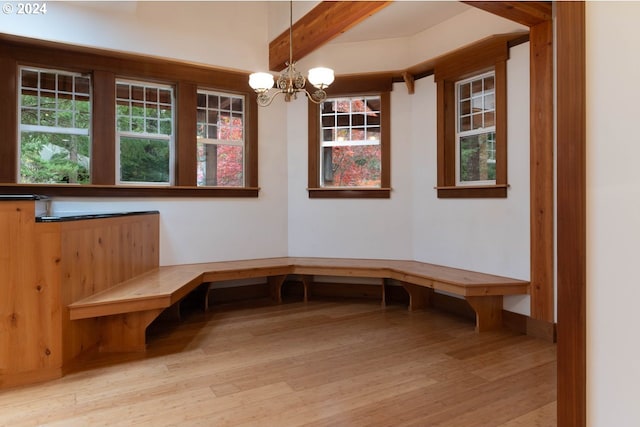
[
  {"x1": 1, "y1": 36, "x2": 260, "y2": 197},
  {"x1": 196, "y1": 90, "x2": 245, "y2": 187},
  {"x1": 320, "y1": 96, "x2": 382, "y2": 188},
  {"x1": 308, "y1": 90, "x2": 390, "y2": 199},
  {"x1": 434, "y1": 34, "x2": 509, "y2": 198},
  {"x1": 19, "y1": 67, "x2": 91, "y2": 184},
  {"x1": 115, "y1": 80, "x2": 174, "y2": 185},
  {"x1": 456, "y1": 72, "x2": 496, "y2": 185}
]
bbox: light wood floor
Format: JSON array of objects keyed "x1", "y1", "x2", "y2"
[{"x1": 0, "y1": 298, "x2": 557, "y2": 426}]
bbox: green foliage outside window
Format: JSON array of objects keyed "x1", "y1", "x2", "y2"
[
  {"x1": 459, "y1": 132, "x2": 496, "y2": 183},
  {"x1": 19, "y1": 88, "x2": 92, "y2": 184},
  {"x1": 20, "y1": 132, "x2": 90, "y2": 184},
  {"x1": 119, "y1": 137, "x2": 170, "y2": 183},
  {"x1": 116, "y1": 82, "x2": 173, "y2": 184}
]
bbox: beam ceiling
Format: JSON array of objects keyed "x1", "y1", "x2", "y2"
[
  {"x1": 268, "y1": 1, "x2": 391, "y2": 72},
  {"x1": 462, "y1": 1, "x2": 552, "y2": 27}
]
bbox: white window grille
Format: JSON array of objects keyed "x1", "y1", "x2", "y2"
[
  {"x1": 319, "y1": 96, "x2": 382, "y2": 188},
  {"x1": 18, "y1": 67, "x2": 91, "y2": 183},
  {"x1": 196, "y1": 90, "x2": 245, "y2": 187},
  {"x1": 115, "y1": 80, "x2": 174, "y2": 185},
  {"x1": 455, "y1": 71, "x2": 496, "y2": 185}
]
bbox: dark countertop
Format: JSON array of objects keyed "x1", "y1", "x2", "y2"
[
  {"x1": 36, "y1": 210, "x2": 159, "y2": 223},
  {"x1": 0, "y1": 194, "x2": 49, "y2": 201}
]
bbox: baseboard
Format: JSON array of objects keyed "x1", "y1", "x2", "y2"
[
  {"x1": 208, "y1": 283, "x2": 270, "y2": 303},
  {"x1": 0, "y1": 367, "x2": 62, "y2": 390},
  {"x1": 503, "y1": 310, "x2": 557, "y2": 342},
  {"x1": 206, "y1": 280, "x2": 384, "y2": 304},
  {"x1": 306, "y1": 281, "x2": 382, "y2": 300},
  {"x1": 206, "y1": 279, "x2": 557, "y2": 342}
]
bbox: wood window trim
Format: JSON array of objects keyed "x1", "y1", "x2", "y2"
[
  {"x1": 0, "y1": 34, "x2": 259, "y2": 198},
  {"x1": 435, "y1": 35, "x2": 510, "y2": 199},
  {"x1": 307, "y1": 75, "x2": 392, "y2": 199},
  {"x1": 0, "y1": 183, "x2": 259, "y2": 198}
]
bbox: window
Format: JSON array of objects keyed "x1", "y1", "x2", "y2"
[
  {"x1": 116, "y1": 80, "x2": 174, "y2": 185},
  {"x1": 434, "y1": 35, "x2": 510, "y2": 198},
  {"x1": 308, "y1": 86, "x2": 390, "y2": 199},
  {"x1": 319, "y1": 96, "x2": 382, "y2": 188},
  {"x1": 197, "y1": 90, "x2": 245, "y2": 187},
  {"x1": 456, "y1": 72, "x2": 496, "y2": 185},
  {"x1": 0, "y1": 35, "x2": 259, "y2": 197},
  {"x1": 19, "y1": 67, "x2": 91, "y2": 184}
]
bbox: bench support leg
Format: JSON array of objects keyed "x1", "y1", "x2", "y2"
[
  {"x1": 268, "y1": 275, "x2": 287, "y2": 303},
  {"x1": 465, "y1": 296, "x2": 503, "y2": 332},
  {"x1": 299, "y1": 275, "x2": 313, "y2": 302},
  {"x1": 382, "y1": 279, "x2": 388, "y2": 307},
  {"x1": 400, "y1": 282, "x2": 434, "y2": 311},
  {"x1": 205, "y1": 286, "x2": 211, "y2": 311},
  {"x1": 158, "y1": 302, "x2": 182, "y2": 322},
  {"x1": 98, "y1": 308, "x2": 163, "y2": 352}
]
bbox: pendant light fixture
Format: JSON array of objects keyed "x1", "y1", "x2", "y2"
[{"x1": 248, "y1": 1, "x2": 335, "y2": 107}]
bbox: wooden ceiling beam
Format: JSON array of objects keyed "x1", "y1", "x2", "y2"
[
  {"x1": 462, "y1": 1, "x2": 552, "y2": 27},
  {"x1": 268, "y1": 1, "x2": 392, "y2": 72}
]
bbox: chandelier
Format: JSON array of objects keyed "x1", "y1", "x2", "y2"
[{"x1": 248, "y1": 1, "x2": 335, "y2": 107}]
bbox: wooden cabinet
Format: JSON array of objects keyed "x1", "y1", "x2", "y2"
[{"x1": 0, "y1": 198, "x2": 158, "y2": 388}]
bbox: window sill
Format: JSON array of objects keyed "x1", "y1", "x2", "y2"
[
  {"x1": 0, "y1": 184, "x2": 260, "y2": 198},
  {"x1": 436, "y1": 184, "x2": 508, "y2": 199},
  {"x1": 308, "y1": 187, "x2": 391, "y2": 199}
]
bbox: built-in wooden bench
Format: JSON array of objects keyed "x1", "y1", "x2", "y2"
[{"x1": 68, "y1": 257, "x2": 529, "y2": 352}]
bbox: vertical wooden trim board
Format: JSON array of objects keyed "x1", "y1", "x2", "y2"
[
  {"x1": 494, "y1": 59, "x2": 508, "y2": 186},
  {"x1": 529, "y1": 19, "x2": 555, "y2": 322},
  {"x1": 462, "y1": 2, "x2": 582, "y2": 424},
  {"x1": 245, "y1": 92, "x2": 259, "y2": 189},
  {"x1": 176, "y1": 82, "x2": 198, "y2": 186},
  {"x1": 0, "y1": 54, "x2": 17, "y2": 182},
  {"x1": 556, "y1": 2, "x2": 587, "y2": 426},
  {"x1": 380, "y1": 92, "x2": 391, "y2": 188},
  {"x1": 307, "y1": 102, "x2": 320, "y2": 189},
  {"x1": 91, "y1": 70, "x2": 116, "y2": 185}
]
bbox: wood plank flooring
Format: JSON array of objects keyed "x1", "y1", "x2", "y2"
[{"x1": 0, "y1": 299, "x2": 556, "y2": 426}]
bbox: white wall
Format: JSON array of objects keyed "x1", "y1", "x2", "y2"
[
  {"x1": 410, "y1": 43, "x2": 531, "y2": 315},
  {"x1": 407, "y1": 7, "x2": 527, "y2": 67},
  {"x1": 298, "y1": 7, "x2": 526, "y2": 74},
  {"x1": 0, "y1": 1, "x2": 270, "y2": 72},
  {"x1": 14, "y1": 2, "x2": 640, "y2": 422},
  {"x1": 2, "y1": 2, "x2": 530, "y2": 315},
  {"x1": 287, "y1": 7, "x2": 531, "y2": 291},
  {"x1": 291, "y1": 10, "x2": 531, "y2": 312},
  {"x1": 48, "y1": 84, "x2": 289, "y2": 266},
  {"x1": 267, "y1": 1, "x2": 318, "y2": 42},
  {"x1": 1, "y1": 1, "x2": 290, "y2": 265},
  {"x1": 587, "y1": 2, "x2": 640, "y2": 425},
  {"x1": 286, "y1": 86, "x2": 414, "y2": 260}
]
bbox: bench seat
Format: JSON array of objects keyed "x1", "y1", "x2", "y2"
[{"x1": 68, "y1": 257, "x2": 529, "y2": 352}]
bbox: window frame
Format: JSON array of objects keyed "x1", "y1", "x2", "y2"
[
  {"x1": 0, "y1": 34, "x2": 259, "y2": 198},
  {"x1": 196, "y1": 88, "x2": 246, "y2": 188},
  {"x1": 434, "y1": 36, "x2": 510, "y2": 198},
  {"x1": 115, "y1": 79, "x2": 175, "y2": 186},
  {"x1": 319, "y1": 95, "x2": 383, "y2": 188},
  {"x1": 18, "y1": 66, "x2": 93, "y2": 185},
  {"x1": 455, "y1": 71, "x2": 497, "y2": 186},
  {"x1": 307, "y1": 75, "x2": 392, "y2": 199}
]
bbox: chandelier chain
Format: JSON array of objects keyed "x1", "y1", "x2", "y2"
[{"x1": 249, "y1": 0, "x2": 334, "y2": 106}]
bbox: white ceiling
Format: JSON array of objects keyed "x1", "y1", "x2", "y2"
[
  {"x1": 330, "y1": 1, "x2": 471, "y2": 44},
  {"x1": 69, "y1": 1, "x2": 473, "y2": 46}
]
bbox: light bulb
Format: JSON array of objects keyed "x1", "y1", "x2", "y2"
[
  {"x1": 249, "y1": 72, "x2": 275, "y2": 92},
  {"x1": 308, "y1": 67, "x2": 335, "y2": 89}
]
